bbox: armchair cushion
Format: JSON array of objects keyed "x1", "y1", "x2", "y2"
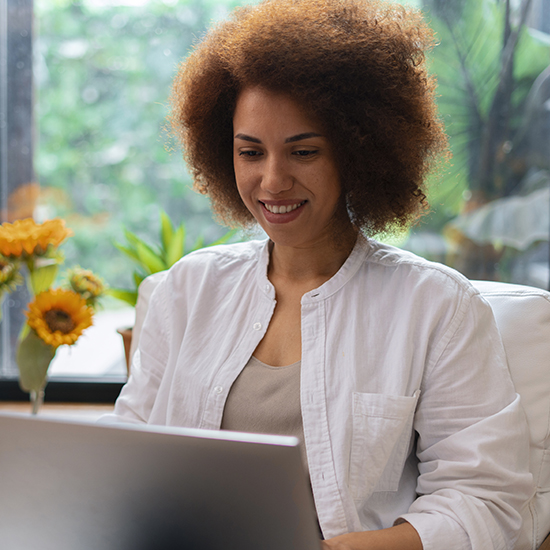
[{"x1": 472, "y1": 281, "x2": 550, "y2": 550}]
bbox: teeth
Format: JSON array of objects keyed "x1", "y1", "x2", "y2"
[{"x1": 264, "y1": 201, "x2": 304, "y2": 214}]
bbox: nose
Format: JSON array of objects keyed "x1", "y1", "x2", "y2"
[{"x1": 260, "y1": 154, "x2": 293, "y2": 195}]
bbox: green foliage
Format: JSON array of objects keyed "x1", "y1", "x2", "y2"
[
  {"x1": 423, "y1": 0, "x2": 550, "y2": 229},
  {"x1": 110, "y1": 209, "x2": 237, "y2": 306},
  {"x1": 34, "y1": 0, "x2": 254, "y2": 294}
]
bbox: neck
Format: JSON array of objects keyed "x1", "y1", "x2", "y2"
[{"x1": 268, "y1": 228, "x2": 358, "y2": 285}]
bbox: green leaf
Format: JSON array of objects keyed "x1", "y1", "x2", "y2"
[
  {"x1": 107, "y1": 288, "x2": 138, "y2": 307},
  {"x1": 29, "y1": 263, "x2": 59, "y2": 296},
  {"x1": 133, "y1": 271, "x2": 145, "y2": 288},
  {"x1": 515, "y1": 28, "x2": 550, "y2": 82},
  {"x1": 136, "y1": 241, "x2": 166, "y2": 274},
  {"x1": 123, "y1": 229, "x2": 143, "y2": 249},
  {"x1": 191, "y1": 235, "x2": 205, "y2": 252},
  {"x1": 16, "y1": 329, "x2": 56, "y2": 393},
  {"x1": 113, "y1": 242, "x2": 141, "y2": 264},
  {"x1": 160, "y1": 210, "x2": 175, "y2": 253},
  {"x1": 166, "y1": 225, "x2": 185, "y2": 268}
]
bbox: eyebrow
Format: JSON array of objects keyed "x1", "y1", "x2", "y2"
[{"x1": 234, "y1": 132, "x2": 323, "y2": 144}]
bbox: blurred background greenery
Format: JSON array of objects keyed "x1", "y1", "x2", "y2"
[{"x1": 33, "y1": 0, "x2": 258, "y2": 294}]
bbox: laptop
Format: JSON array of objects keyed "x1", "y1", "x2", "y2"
[{"x1": 0, "y1": 413, "x2": 322, "y2": 550}]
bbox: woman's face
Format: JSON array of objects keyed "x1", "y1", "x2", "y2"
[{"x1": 233, "y1": 86, "x2": 343, "y2": 250}]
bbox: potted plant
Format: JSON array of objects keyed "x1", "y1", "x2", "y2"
[{"x1": 111, "y1": 210, "x2": 237, "y2": 370}]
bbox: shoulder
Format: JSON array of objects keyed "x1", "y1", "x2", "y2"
[
  {"x1": 184, "y1": 239, "x2": 264, "y2": 261},
  {"x1": 156, "y1": 238, "x2": 267, "y2": 296},
  {"x1": 174, "y1": 239, "x2": 265, "y2": 270},
  {"x1": 156, "y1": 238, "x2": 266, "y2": 277},
  {"x1": 352, "y1": 238, "x2": 486, "y2": 326},
  {"x1": 362, "y1": 238, "x2": 478, "y2": 298}
]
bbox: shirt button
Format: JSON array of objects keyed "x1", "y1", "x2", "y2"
[
  {"x1": 265, "y1": 284, "x2": 270, "y2": 291},
  {"x1": 253, "y1": 322, "x2": 262, "y2": 331},
  {"x1": 214, "y1": 386, "x2": 223, "y2": 394}
]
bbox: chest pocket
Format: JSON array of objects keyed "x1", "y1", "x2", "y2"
[{"x1": 349, "y1": 390, "x2": 420, "y2": 504}]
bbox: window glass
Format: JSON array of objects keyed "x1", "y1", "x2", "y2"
[
  {"x1": 1, "y1": 0, "x2": 257, "y2": 381},
  {"x1": 401, "y1": 0, "x2": 550, "y2": 289}
]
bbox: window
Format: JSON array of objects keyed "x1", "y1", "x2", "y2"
[
  {"x1": 0, "y1": 0, "x2": 256, "y2": 400},
  {"x1": 402, "y1": 0, "x2": 550, "y2": 290},
  {"x1": 1, "y1": 0, "x2": 549, "y2": 400}
]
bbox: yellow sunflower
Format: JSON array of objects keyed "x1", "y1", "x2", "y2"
[
  {"x1": 67, "y1": 266, "x2": 107, "y2": 304},
  {"x1": 0, "y1": 218, "x2": 73, "y2": 258},
  {"x1": 26, "y1": 288, "x2": 94, "y2": 348}
]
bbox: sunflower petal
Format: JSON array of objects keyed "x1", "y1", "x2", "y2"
[
  {"x1": 26, "y1": 288, "x2": 94, "y2": 349},
  {"x1": 0, "y1": 218, "x2": 72, "y2": 259}
]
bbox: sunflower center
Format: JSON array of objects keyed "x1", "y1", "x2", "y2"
[{"x1": 44, "y1": 309, "x2": 76, "y2": 334}]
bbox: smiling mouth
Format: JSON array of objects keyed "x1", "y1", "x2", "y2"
[{"x1": 261, "y1": 201, "x2": 307, "y2": 214}]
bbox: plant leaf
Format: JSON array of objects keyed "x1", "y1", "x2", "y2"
[
  {"x1": 113, "y1": 242, "x2": 141, "y2": 264},
  {"x1": 133, "y1": 271, "x2": 145, "y2": 288},
  {"x1": 123, "y1": 229, "x2": 143, "y2": 250},
  {"x1": 29, "y1": 264, "x2": 59, "y2": 296},
  {"x1": 166, "y1": 226, "x2": 185, "y2": 268},
  {"x1": 160, "y1": 210, "x2": 174, "y2": 253},
  {"x1": 136, "y1": 241, "x2": 166, "y2": 274},
  {"x1": 191, "y1": 235, "x2": 205, "y2": 252},
  {"x1": 107, "y1": 288, "x2": 138, "y2": 307}
]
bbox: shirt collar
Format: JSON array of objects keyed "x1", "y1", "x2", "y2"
[{"x1": 255, "y1": 234, "x2": 371, "y2": 302}]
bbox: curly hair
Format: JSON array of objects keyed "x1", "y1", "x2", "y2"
[{"x1": 169, "y1": 0, "x2": 449, "y2": 235}]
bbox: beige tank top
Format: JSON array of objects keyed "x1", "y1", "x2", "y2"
[
  {"x1": 220, "y1": 355, "x2": 307, "y2": 470},
  {"x1": 221, "y1": 356, "x2": 323, "y2": 536}
]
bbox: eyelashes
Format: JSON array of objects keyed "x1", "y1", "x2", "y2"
[
  {"x1": 237, "y1": 149, "x2": 320, "y2": 159},
  {"x1": 292, "y1": 150, "x2": 318, "y2": 157}
]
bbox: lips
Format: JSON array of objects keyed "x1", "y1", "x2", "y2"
[{"x1": 259, "y1": 200, "x2": 307, "y2": 224}]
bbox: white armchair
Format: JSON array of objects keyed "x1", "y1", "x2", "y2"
[
  {"x1": 132, "y1": 274, "x2": 550, "y2": 549},
  {"x1": 471, "y1": 281, "x2": 550, "y2": 550}
]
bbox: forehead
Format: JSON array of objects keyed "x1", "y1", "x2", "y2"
[{"x1": 233, "y1": 86, "x2": 324, "y2": 135}]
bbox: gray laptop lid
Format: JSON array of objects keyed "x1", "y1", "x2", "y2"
[{"x1": 0, "y1": 413, "x2": 321, "y2": 550}]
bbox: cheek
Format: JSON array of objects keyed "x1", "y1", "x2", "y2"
[
  {"x1": 315, "y1": 164, "x2": 341, "y2": 200},
  {"x1": 233, "y1": 159, "x2": 245, "y2": 191},
  {"x1": 234, "y1": 169, "x2": 255, "y2": 207}
]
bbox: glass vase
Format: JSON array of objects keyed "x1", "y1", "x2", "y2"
[{"x1": 30, "y1": 388, "x2": 45, "y2": 415}]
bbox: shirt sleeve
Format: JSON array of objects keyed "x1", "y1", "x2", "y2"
[
  {"x1": 398, "y1": 290, "x2": 534, "y2": 550},
  {"x1": 99, "y1": 278, "x2": 171, "y2": 425}
]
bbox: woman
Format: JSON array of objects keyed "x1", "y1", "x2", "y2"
[{"x1": 106, "y1": 0, "x2": 533, "y2": 548}]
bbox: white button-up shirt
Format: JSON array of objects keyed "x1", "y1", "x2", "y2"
[{"x1": 104, "y1": 236, "x2": 533, "y2": 549}]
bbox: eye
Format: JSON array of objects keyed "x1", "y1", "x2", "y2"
[
  {"x1": 292, "y1": 149, "x2": 318, "y2": 158},
  {"x1": 238, "y1": 150, "x2": 262, "y2": 158}
]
